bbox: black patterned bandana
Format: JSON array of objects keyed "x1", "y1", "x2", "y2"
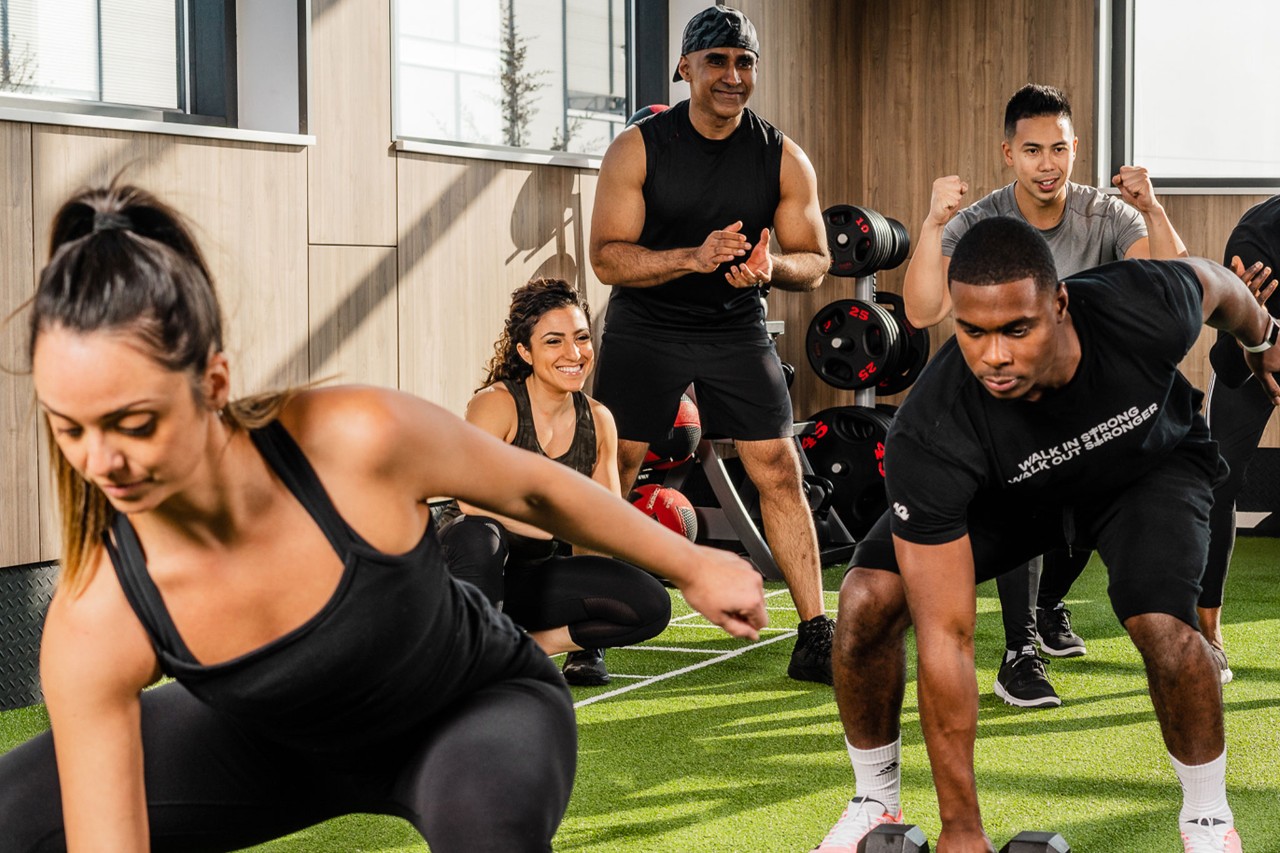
[{"x1": 673, "y1": 6, "x2": 760, "y2": 81}]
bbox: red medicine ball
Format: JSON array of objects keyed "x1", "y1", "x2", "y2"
[
  {"x1": 644, "y1": 394, "x2": 702, "y2": 470},
  {"x1": 626, "y1": 104, "x2": 668, "y2": 127},
  {"x1": 631, "y1": 485, "x2": 698, "y2": 541}
]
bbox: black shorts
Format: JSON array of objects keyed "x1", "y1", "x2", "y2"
[
  {"x1": 852, "y1": 444, "x2": 1223, "y2": 628},
  {"x1": 592, "y1": 330, "x2": 793, "y2": 442}
]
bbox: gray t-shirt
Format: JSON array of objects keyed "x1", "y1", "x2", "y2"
[{"x1": 941, "y1": 181, "x2": 1147, "y2": 277}]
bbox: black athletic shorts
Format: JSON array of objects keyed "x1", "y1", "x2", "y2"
[
  {"x1": 592, "y1": 330, "x2": 793, "y2": 442},
  {"x1": 850, "y1": 443, "x2": 1223, "y2": 628}
]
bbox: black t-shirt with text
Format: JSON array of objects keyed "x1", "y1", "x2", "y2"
[{"x1": 886, "y1": 260, "x2": 1213, "y2": 545}]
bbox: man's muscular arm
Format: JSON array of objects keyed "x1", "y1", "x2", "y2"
[
  {"x1": 902, "y1": 176, "x2": 969, "y2": 328},
  {"x1": 590, "y1": 128, "x2": 750, "y2": 288},
  {"x1": 725, "y1": 137, "x2": 829, "y2": 292},
  {"x1": 1113, "y1": 165, "x2": 1188, "y2": 261},
  {"x1": 894, "y1": 534, "x2": 996, "y2": 853}
]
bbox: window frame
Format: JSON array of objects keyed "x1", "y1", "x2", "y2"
[
  {"x1": 1103, "y1": 0, "x2": 1280, "y2": 193},
  {"x1": 0, "y1": 0, "x2": 313, "y2": 146},
  {"x1": 392, "y1": 0, "x2": 657, "y2": 169}
]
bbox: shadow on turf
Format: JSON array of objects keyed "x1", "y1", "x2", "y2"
[{"x1": 565, "y1": 682, "x2": 1279, "y2": 851}]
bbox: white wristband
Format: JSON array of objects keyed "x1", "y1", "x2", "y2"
[{"x1": 1242, "y1": 315, "x2": 1280, "y2": 353}]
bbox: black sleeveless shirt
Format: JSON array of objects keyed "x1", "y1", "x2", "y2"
[
  {"x1": 503, "y1": 378, "x2": 597, "y2": 477},
  {"x1": 604, "y1": 99, "x2": 785, "y2": 342},
  {"x1": 104, "y1": 420, "x2": 557, "y2": 762}
]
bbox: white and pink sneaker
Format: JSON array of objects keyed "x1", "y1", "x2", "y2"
[
  {"x1": 1181, "y1": 816, "x2": 1242, "y2": 853},
  {"x1": 812, "y1": 796, "x2": 904, "y2": 852}
]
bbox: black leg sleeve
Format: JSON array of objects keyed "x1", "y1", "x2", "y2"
[
  {"x1": 996, "y1": 557, "x2": 1040, "y2": 650},
  {"x1": 1201, "y1": 375, "x2": 1275, "y2": 608},
  {"x1": 1036, "y1": 546, "x2": 1094, "y2": 608}
]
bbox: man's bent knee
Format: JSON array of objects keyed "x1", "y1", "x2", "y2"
[
  {"x1": 838, "y1": 567, "x2": 910, "y2": 647},
  {"x1": 737, "y1": 437, "x2": 803, "y2": 492}
]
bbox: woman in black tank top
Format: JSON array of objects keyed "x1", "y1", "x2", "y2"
[
  {"x1": 0, "y1": 186, "x2": 765, "y2": 852},
  {"x1": 440, "y1": 279, "x2": 672, "y2": 686}
]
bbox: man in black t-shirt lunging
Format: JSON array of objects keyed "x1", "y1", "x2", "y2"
[
  {"x1": 812, "y1": 217, "x2": 1268, "y2": 853},
  {"x1": 589, "y1": 6, "x2": 833, "y2": 683}
]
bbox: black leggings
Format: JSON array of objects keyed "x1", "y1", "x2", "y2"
[
  {"x1": 0, "y1": 677, "x2": 576, "y2": 852},
  {"x1": 439, "y1": 516, "x2": 672, "y2": 648},
  {"x1": 1202, "y1": 373, "x2": 1275, "y2": 608},
  {"x1": 994, "y1": 546, "x2": 1092, "y2": 650}
]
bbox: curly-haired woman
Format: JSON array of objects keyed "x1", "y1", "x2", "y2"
[{"x1": 440, "y1": 278, "x2": 672, "y2": 686}]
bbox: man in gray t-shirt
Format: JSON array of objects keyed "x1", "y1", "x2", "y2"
[
  {"x1": 941, "y1": 180, "x2": 1148, "y2": 278},
  {"x1": 898, "y1": 84, "x2": 1188, "y2": 712}
]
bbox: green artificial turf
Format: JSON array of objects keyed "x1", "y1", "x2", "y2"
[{"x1": 3, "y1": 540, "x2": 1276, "y2": 851}]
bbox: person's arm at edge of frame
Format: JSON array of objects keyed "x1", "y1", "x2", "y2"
[
  {"x1": 725, "y1": 137, "x2": 830, "y2": 292},
  {"x1": 370, "y1": 389, "x2": 767, "y2": 638},
  {"x1": 1113, "y1": 165, "x2": 1188, "y2": 261},
  {"x1": 41, "y1": 551, "x2": 161, "y2": 852},
  {"x1": 893, "y1": 533, "x2": 997, "y2": 853},
  {"x1": 589, "y1": 127, "x2": 750, "y2": 289},
  {"x1": 1190, "y1": 256, "x2": 1280, "y2": 402},
  {"x1": 902, "y1": 175, "x2": 969, "y2": 329}
]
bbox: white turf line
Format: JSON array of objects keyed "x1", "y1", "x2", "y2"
[
  {"x1": 572, "y1": 588, "x2": 834, "y2": 708},
  {"x1": 573, "y1": 589, "x2": 800, "y2": 708},
  {"x1": 573, "y1": 630, "x2": 797, "y2": 709}
]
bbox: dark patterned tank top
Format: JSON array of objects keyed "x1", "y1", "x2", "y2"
[{"x1": 502, "y1": 378, "x2": 597, "y2": 477}]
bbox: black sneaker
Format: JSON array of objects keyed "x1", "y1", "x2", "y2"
[
  {"x1": 1209, "y1": 645, "x2": 1234, "y2": 686},
  {"x1": 562, "y1": 648, "x2": 610, "y2": 686},
  {"x1": 993, "y1": 646, "x2": 1061, "y2": 708},
  {"x1": 1036, "y1": 602, "x2": 1087, "y2": 658},
  {"x1": 788, "y1": 615, "x2": 834, "y2": 685}
]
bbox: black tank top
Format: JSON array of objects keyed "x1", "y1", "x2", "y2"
[
  {"x1": 104, "y1": 420, "x2": 556, "y2": 762},
  {"x1": 604, "y1": 99, "x2": 785, "y2": 342},
  {"x1": 503, "y1": 378, "x2": 597, "y2": 477}
]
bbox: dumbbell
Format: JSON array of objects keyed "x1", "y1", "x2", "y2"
[
  {"x1": 1000, "y1": 831, "x2": 1070, "y2": 852},
  {"x1": 857, "y1": 823, "x2": 929, "y2": 852}
]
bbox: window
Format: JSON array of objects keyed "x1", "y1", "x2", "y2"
[
  {"x1": 0, "y1": 0, "x2": 309, "y2": 140},
  {"x1": 394, "y1": 0, "x2": 631, "y2": 160},
  {"x1": 1107, "y1": 0, "x2": 1280, "y2": 188}
]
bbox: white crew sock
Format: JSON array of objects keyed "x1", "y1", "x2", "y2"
[
  {"x1": 847, "y1": 737, "x2": 901, "y2": 815},
  {"x1": 1170, "y1": 750, "x2": 1233, "y2": 824}
]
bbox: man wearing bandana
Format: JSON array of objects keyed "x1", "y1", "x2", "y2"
[{"x1": 589, "y1": 6, "x2": 834, "y2": 683}]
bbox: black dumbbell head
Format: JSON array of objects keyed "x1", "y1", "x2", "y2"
[
  {"x1": 999, "y1": 830, "x2": 1070, "y2": 853},
  {"x1": 857, "y1": 823, "x2": 930, "y2": 853}
]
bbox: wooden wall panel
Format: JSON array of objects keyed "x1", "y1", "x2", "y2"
[
  {"x1": 25, "y1": 127, "x2": 308, "y2": 561},
  {"x1": 308, "y1": 245, "x2": 399, "y2": 388},
  {"x1": 768, "y1": 0, "x2": 1100, "y2": 414},
  {"x1": 308, "y1": 0, "x2": 397, "y2": 246},
  {"x1": 30, "y1": 127, "x2": 311, "y2": 395},
  {"x1": 0, "y1": 123, "x2": 40, "y2": 567},
  {"x1": 574, "y1": 170, "x2": 611, "y2": 359},
  {"x1": 396, "y1": 153, "x2": 586, "y2": 416}
]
